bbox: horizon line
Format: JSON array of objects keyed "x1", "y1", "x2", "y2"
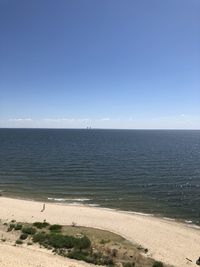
[{"x1": 0, "y1": 127, "x2": 200, "y2": 131}]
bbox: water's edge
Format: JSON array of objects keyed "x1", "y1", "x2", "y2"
[{"x1": 1, "y1": 193, "x2": 200, "y2": 230}]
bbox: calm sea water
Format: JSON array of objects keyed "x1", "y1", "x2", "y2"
[{"x1": 0, "y1": 129, "x2": 200, "y2": 225}]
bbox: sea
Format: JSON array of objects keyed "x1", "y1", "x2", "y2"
[{"x1": 0, "y1": 129, "x2": 200, "y2": 226}]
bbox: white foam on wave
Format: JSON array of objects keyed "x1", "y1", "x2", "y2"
[
  {"x1": 119, "y1": 210, "x2": 152, "y2": 216},
  {"x1": 88, "y1": 203, "x2": 100, "y2": 207},
  {"x1": 163, "y1": 217, "x2": 176, "y2": 221},
  {"x1": 47, "y1": 197, "x2": 91, "y2": 202},
  {"x1": 185, "y1": 220, "x2": 193, "y2": 224},
  {"x1": 68, "y1": 202, "x2": 85, "y2": 206}
]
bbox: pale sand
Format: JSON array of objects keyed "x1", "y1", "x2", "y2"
[
  {"x1": 0, "y1": 197, "x2": 200, "y2": 267},
  {"x1": 0, "y1": 243, "x2": 94, "y2": 267}
]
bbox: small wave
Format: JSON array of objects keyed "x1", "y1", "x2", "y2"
[
  {"x1": 68, "y1": 202, "x2": 85, "y2": 206},
  {"x1": 185, "y1": 220, "x2": 193, "y2": 224},
  {"x1": 88, "y1": 203, "x2": 100, "y2": 207},
  {"x1": 48, "y1": 198, "x2": 66, "y2": 202},
  {"x1": 69, "y1": 202, "x2": 100, "y2": 207},
  {"x1": 121, "y1": 210, "x2": 152, "y2": 216},
  {"x1": 47, "y1": 197, "x2": 91, "y2": 202},
  {"x1": 71, "y1": 198, "x2": 91, "y2": 202},
  {"x1": 163, "y1": 217, "x2": 176, "y2": 221}
]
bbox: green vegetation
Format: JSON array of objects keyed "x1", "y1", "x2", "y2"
[
  {"x1": 14, "y1": 224, "x2": 23, "y2": 230},
  {"x1": 123, "y1": 262, "x2": 135, "y2": 267},
  {"x1": 7, "y1": 223, "x2": 22, "y2": 231},
  {"x1": 22, "y1": 227, "x2": 36, "y2": 235},
  {"x1": 68, "y1": 250, "x2": 114, "y2": 265},
  {"x1": 33, "y1": 221, "x2": 49, "y2": 229},
  {"x1": 16, "y1": 239, "x2": 23, "y2": 245},
  {"x1": 7, "y1": 223, "x2": 15, "y2": 232},
  {"x1": 33, "y1": 232, "x2": 90, "y2": 250},
  {"x1": 49, "y1": 224, "x2": 62, "y2": 232},
  {"x1": 20, "y1": 233, "x2": 28, "y2": 240},
  {"x1": 1, "y1": 220, "x2": 165, "y2": 267},
  {"x1": 75, "y1": 235, "x2": 91, "y2": 250},
  {"x1": 152, "y1": 262, "x2": 164, "y2": 267}
]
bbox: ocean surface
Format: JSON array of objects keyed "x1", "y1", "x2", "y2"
[{"x1": 0, "y1": 129, "x2": 200, "y2": 225}]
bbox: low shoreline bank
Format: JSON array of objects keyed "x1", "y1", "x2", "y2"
[{"x1": 0, "y1": 196, "x2": 200, "y2": 267}]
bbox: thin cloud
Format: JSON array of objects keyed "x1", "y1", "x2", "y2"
[
  {"x1": 8, "y1": 118, "x2": 33, "y2": 122},
  {"x1": 100, "y1": 118, "x2": 110, "y2": 121}
]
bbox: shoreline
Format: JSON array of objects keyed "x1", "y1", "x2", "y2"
[
  {"x1": 2, "y1": 193, "x2": 200, "y2": 230},
  {"x1": 0, "y1": 196, "x2": 200, "y2": 267}
]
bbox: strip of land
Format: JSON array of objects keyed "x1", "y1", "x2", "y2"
[{"x1": 0, "y1": 197, "x2": 199, "y2": 267}]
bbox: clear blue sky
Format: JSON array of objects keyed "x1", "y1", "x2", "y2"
[{"x1": 0, "y1": 0, "x2": 199, "y2": 129}]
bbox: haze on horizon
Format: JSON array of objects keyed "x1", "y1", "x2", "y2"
[{"x1": 0, "y1": 0, "x2": 199, "y2": 129}]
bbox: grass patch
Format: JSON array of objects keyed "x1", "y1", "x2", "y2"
[
  {"x1": 100, "y1": 239, "x2": 110, "y2": 244},
  {"x1": 152, "y1": 262, "x2": 164, "y2": 267},
  {"x1": 3, "y1": 221, "x2": 162, "y2": 267},
  {"x1": 123, "y1": 262, "x2": 135, "y2": 267},
  {"x1": 68, "y1": 250, "x2": 114, "y2": 265},
  {"x1": 16, "y1": 239, "x2": 23, "y2": 245},
  {"x1": 22, "y1": 227, "x2": 36, "y2": 235},
  {"x1": 33, "y1": 221, "x2": 49, "y2": 229},
  {"x1": 49, "y1": 224, "x2": 62, "y2": 232},
  {"x1": 33, "y1": 232, "x2": 91, "y2": 250},
  {"x1": 7, "y1": 223, "x2": 15, "y2": 232},
  {"x1": 14, "y1": 224, "x2": 22, "y2": 230}
]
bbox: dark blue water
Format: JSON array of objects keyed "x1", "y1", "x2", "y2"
[{"x1": 0, "y1": 129, "x2": 200, "y2": 225}]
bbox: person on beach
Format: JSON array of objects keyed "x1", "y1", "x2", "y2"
[{"x1": 40, "y1": 203, "x2": 45, "y2": 212}]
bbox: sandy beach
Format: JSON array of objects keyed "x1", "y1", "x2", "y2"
[
  {"x1": 0, "y1": 242, "x2": 96, "y2": 267},
  {"x1": 0, "y1": 197, "x2": 200, "y2": 267}
]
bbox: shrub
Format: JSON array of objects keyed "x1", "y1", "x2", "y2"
[
  {"x1": 32, "y1": 232, "x2": 47, "y2": 243},
  {"x1": 123, "y1": 262, "x2": 135, "y2": 267},
  {"x1": 33, "y1": 232, "x2": 76, "y2": 249},
  {"x1": 47, "y1": 234, "x2": 76, "y2": 249},
  {"x1": 14, "y1": 224, "x2": 22, "y2": 230},
  {"x1": 68, "y1": 250, "x2": 88, "y2": 261},
  {"x1": 20, "y1": 233, "x2": 28, "y2": 240},
  {"x1": 153, "y1": 261, "x2": 164, "y2": 267},
  {"x1": 16, "y1": 239, "x2": 23, "y2": 245},
  {"x1": 7, "y1": 224, "x2": 15, "y2": 232},
  {"x1": 22, "y1": 227, "x2": 36, "y2": 235},
  {"x1": 75, "y1": 236, "x2": 91, "y2": 250},
  {"x1": 27, "y1": 242, "x2": 33, "y2": 245},
  {"x1": 33, "y1": 221, "x2": 49, "y2": 229},
  {"x1": 49, "y1": 224, "x2": 62, "y2": 232},
  {"x1": 68, "y1": 250, "x2": 113, "y2": 265}
]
